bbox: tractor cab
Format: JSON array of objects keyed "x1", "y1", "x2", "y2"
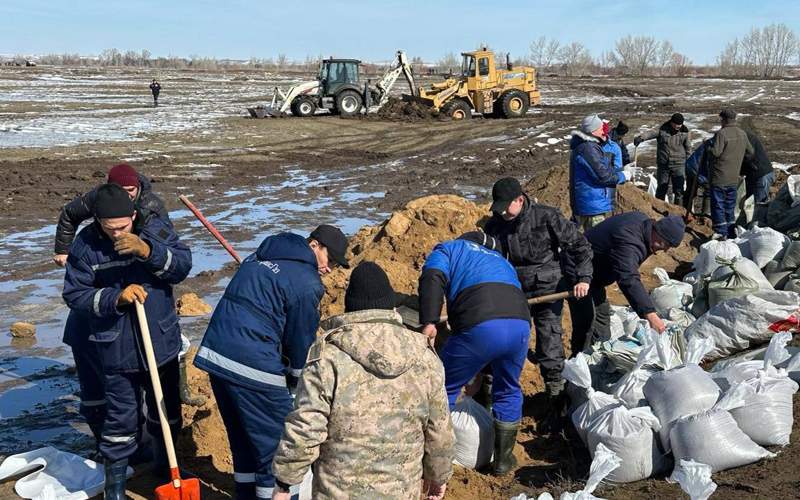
[
  {"x1": 460, "y1": 49, "x2": 501, "y2": 92},
  {"x1": 319, "y1": 58, "x2": 361, "y2": 96}
]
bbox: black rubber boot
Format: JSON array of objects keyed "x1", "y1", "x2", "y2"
[
  {"x1": 103, "y1": 458, "x2": 128, "y2": 500},
  {"x1": 539, "y1": 380, "x2": 566, "y2": 435},
  {"x1": 179, "y1": 358, "x2": 207, "y2": 407},
  {"x1": 492, "y1": 420, "x2": 519, "y2": 475},
  {"x1": 234, "y1": 481, "x2": 257, "y2": 500}
]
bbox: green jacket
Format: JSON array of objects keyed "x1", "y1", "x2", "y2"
[
  {"x1": 273, "y1": 309, "x2": 454, "y2": 500},
  {"x1": 710, "y1": 124, "x2": 754, "y2": 187}
]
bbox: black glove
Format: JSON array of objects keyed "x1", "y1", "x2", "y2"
[{"x1": 633, "y1": 136, "x2": 643, "y2": 146}]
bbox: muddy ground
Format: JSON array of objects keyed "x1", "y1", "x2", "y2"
[{"x1": 1, "y1": 67, "x2": 800, "y2": 499}]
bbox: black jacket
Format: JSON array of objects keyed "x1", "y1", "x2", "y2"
[
  {"x1": 584, "y1": 211, "x2": 657, "y2": 317},
  {"x1": 483, "y1": 196, "x2": 593, "y2": 293},
  {"x1": 741, "y1": 130, "x2": 772, "y2": 180},
  {"x1": 54, "y1": 174, "x2": 170, "y2": 255}
]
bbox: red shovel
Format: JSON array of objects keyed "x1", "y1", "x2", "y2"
[{"x1": 135, "y1": 301, "x2": 201, "y2": 500}]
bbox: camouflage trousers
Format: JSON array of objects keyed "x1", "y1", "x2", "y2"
[{"x1": 574, "y1": 212, "x2": 610, "y2": 233}]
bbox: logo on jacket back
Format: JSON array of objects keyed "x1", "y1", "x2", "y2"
[
  {"x1": 259, "y1": 260, "x2": 281, "y2": 274},
  {"x1": 465, "y1": 241, "x2": 500, "y2": 258}
]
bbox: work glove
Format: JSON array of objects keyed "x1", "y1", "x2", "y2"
[
  {"x1": 53, "y1": 254, "x2": 68, "y2": 267},
  {"x1": 623, "y1": 165, "x2": 640, "y2": 182},
  {"x1": 117, "y1": 284, "x2": 147, "y2": 306},
  {"x1": 114, "y1": 232, "x2": 151, "y2": 259}
]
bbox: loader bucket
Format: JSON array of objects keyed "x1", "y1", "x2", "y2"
[{"x1": 247, "y1": 107, "x2": 268, "y2": 119}]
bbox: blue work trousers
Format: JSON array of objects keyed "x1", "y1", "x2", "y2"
[
  {"x1": 710, "y1": 185, "x2": 737, "y2": 238},
  {"x1": 440, "y1": 318, "x2": 530, "y2": 423},
  {"x1": 210, "y1": 376, "x2": 296, "y2": 500}
]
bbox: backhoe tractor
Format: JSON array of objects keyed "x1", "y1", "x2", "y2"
[
  {"x1": 249, "y1": 51, "x2": 416, "y2": 118},
  {"x1": 407, "y1": 48, "x2": 541, "y2": 120}
]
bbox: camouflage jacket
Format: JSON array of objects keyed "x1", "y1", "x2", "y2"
[{"x1": 272, "y1": 309, "x2": 454, "y2": 500}]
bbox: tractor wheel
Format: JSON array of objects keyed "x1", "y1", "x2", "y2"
[
  {"x1": 499, "y1": 90, "x2": 529, "y2": 118},
  {"x1": 442, "y1": 99, "x2": 471, "y2": 120},
  {"x1": 290, "y1": 97, "x2": 317, "y2": 117},
  {"x1": 334, "y1": 90, "x2": 363, "y2": 116}
]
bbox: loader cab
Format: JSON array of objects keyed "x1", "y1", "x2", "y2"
[
  {"x1": 319, "y1": 58, "x2": 361, "y2": 96},
  {"x1": 461, "y1": 50, "x2": 497, "y2": 91}
]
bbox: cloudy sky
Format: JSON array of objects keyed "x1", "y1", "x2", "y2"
[{"x1": 1, "y1": 0, "x2": 798, "y2": 64}]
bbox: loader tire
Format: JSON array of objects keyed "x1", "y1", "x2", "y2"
[
  {"x1": 500, "y1": 90, "x2": 529, "y2": 118},
  {"x1": 335, "y1": 90, "x2": 363, "y2": 117},
  {"x1": 442, "y1": 99, "x2": 471, "y2": 120},
  {"x1": 290, "y1": 97, "x2": 317, "y2": 117}
]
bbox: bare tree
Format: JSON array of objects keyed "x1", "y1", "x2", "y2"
[
  {"x1": 436, "y1": 52, "x2": 459, "y2": 74},
  {"x1": 656, "y1": 41, "x2": 674, "y2": 75},
  {"x1": 558, "y1": 42, "x2": 592, "y2": 76},
  {"x1": 717, "y1": 24, "x2": 799, "y2": 77},
  {"x1": 276, "y1": 53, "x2": 289, "y2": 70},
  {"x1": 613, "y1": 35, "x2": 659, "y2": 76},
  {"x1": 670, "y1": 53, "x2": 692, "y2": 77}
]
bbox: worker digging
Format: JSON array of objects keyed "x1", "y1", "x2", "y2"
[{"x1": 1, "y1": 23, "x2": 799, "y2": 500}]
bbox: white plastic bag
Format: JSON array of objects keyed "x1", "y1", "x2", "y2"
[
  {"x1": 585, "y1": 406, "x2": 668, "y2": 483},
  {"x1": 0, "y1": 447, "x2": 132, "y2": 500},
  {"x1": 643, "y1": 336, "x2": 721, "y2": 451},
  {"x1": 611, "y1": 340, "x2": 658, "y2": 408},
  {"x1": 736, "y1": 226, "x2": 790, "y2": 268},
  {"x1": 669, "y1": 460, "x2": 717, "y2": 500},
  {"x1": 561, "y1": 443, "x2": 622, "y2": 500},
  {"x1": 693, "y1": 239, "x2": 742, "y2": 276},
  {"x1": 710, "y1": 331, "x2": 794, "y2": 390},
  {"x1": 450, "y1": 396, "x2": 494, "y2": 469},
  {"x1": 730, "y1": 368, "x2": 798, "y2": 446},
  {"x1": 684, "y1": 290, "x2": 800, "y2": 360},
  {"x1": 780, "y1": 240, "x2": 800, "y2": 271},
  {"x1": 650, "y1": 268, "x2": 693, "y2": 316},
  {"x1": 562, "y1": 353, "x2": 623, "y2": 444},
  {"x1": 669, "y1": 383, "x2": 774, "y2": 473}
]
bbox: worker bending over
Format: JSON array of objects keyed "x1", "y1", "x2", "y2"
[
  {"x1": 418, "y1": 231, "x2": 530, "y2": 475},
  {"x1": 272, "y1": 262, "x2": 454, "y2": 500},
  {"x1": 194, "y1": 225, "x2": 348, "y2": 500},
  {"x1": 62, "y1": 183, "x2": 192, "y2": 499},
  {"x1": 571, "y1": 212, "x2": 685, "y2": 348}
]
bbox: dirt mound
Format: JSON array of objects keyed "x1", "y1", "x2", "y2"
[
  {"x1": 10, "y1": 321, "x2": 35, "y2": 338},
  {"x1": 176, "y1": 293, "x2": 213, "y2": 316},
  {"x1": 375, "y1": 97, "x2": 441, "y2": 121},
  {"x1": 579, "y1": 85, "x2": 669, "y2": 98},
  {"x1": 320, "y1": 194, "x2": 489, "y2": 316}
]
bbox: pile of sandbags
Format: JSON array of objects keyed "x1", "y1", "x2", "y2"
[
  {"x1": 767, "y1": 174, "x2": 800, "y2": 235},
  {"x1": 650, "y1": 268, "x2": 694, "y2": 316},
  {"x1": 562, "y1": 353, "x2": 623, "y2": 444}
]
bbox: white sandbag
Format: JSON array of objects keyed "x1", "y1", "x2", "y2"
[
  {"x1": 562, "y1": 353, "x2": 623, "y2": 444},
  {"x1": 785, "y1": 352, "x2": 800, "y2": 384},
  {"x1": 693, "y1": 239, "x2": 742, "y2": 276},
  {"x1": 650, "y1": 268, "x2": 693, "y2": 316},
  {"x1": 730, "y1": 368, "x2": 798, "y2": 446},
  {"x1": 450, "y1": 396, "x2": 494, "y2": 469},
  {"x1": 736, "y1": 226, "x2": 790, "y2": 268},
  {"x1": 783, "y1": 276, "x2": 800, "y2": 293},
  {"x1": 643, "y1": 336, "x2": 721, "y2": 451},
  {"x1": 708, "y1": 256, "x2": 772, "y2": 306},
  {"x1": 611, "y1": 305, "x2": 641, "y2": 338},
  {"x1": 612, "y1": 340, "x2": 658, "y2": 408},
  {"x1": 669, "y1": 460, "x2": 717, "y2": 500},
  {"x1": 585, "y1": 406, "x2": 668, "y2": 483},
  {"x1": 669, "y1": 384, "x2": 775, "y2": 473},
  {"x1": 647, "y1": 174, "x2": 658, "y2": 197},
  {"x1": 780, "y1": 240, "x2": 800, "y2": 271},
  {"x1": 562, "y1": 443, "x2": 622, "y2": 500},
  {"x1": 763, "y1": 259, "x2": 792, "y2": 289},
  {"x1": 666, "y1": 308, "x2": 695, "y2": 329},
  {"x1": 710, "y1": 331, "x2": 794, "y2": 390},
  {"x1": 0, "y1": 447, "x2": 132, "y2": 500},
  {"x1": 684, "y1": 290, "x2": 800, "y2": 360}
]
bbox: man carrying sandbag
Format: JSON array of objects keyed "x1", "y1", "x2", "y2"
[
  {"x1": 571, "y1": 212, "x2": 686, "y2": 348},
  {"x1": 272, "y1": 262, "x2": 454, "y2": 500},
  {"x1": 418, "y1": 231, "x2": 531, "y2": 475}
]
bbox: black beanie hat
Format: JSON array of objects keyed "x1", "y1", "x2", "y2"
[
  {"x1": 670, "y1": 113, "x2": 685, "y2": 125},
  {"x1": 458, "y1": 231, "x2": 500, "y2": 252},
  {"x1": 345, "y1": 261, "x2": 396, "y2": 312},
  {"x1": 615, "y1": 120, "x2": 629, "y2": 136},
  {"x1": 93, "y1": 183, "x2": 135, "y2": 219}
]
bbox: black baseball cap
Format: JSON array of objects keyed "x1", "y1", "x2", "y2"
[
  {"x1": 310, "y1": 224, "x2": 349, "y2": 268},
  {"x1": 491, "y1": 177, "x2": 523, "y2": 214}
]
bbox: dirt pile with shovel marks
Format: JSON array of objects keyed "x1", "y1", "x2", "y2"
[{"x1": 375, "y1": 96, "x2": 442, "y2": 121}]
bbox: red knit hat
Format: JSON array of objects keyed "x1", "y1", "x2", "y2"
[{"x1": 107, "y1": 163, "x2": 140, "y2": 188}]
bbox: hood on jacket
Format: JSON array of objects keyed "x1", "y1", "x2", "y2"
[
  {"x1": 255, "y1": 232, "x2": 316, "y2": 266},
  {"x1": 660, "y1": 121, "x2": 689, "y2": 134},
  {"x1": 570, "y1": 129, "x2": 600, "y2": 149},
  {"x1": 321, "y1": 309, "x2": 426, "y2": 377}
]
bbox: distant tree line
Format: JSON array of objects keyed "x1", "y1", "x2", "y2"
[{"x1": 433, "y1": 23, "x2": 798, "y2": 78}]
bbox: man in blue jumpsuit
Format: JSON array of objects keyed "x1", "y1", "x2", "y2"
[
  {"x1": 194, "y1": 224, "x2": 348, "y2": 500},
  {"x1": 62, "y1": 183, "x2": 192, "y2": 499},
  {"x1": 418, "y1": 231, "x2": 531, "y2": 475}
]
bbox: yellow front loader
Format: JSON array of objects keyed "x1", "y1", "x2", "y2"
[{"x1": 408, "y1": 48, "x2": 541, "y2": 119}]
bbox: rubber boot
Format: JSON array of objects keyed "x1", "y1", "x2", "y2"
[
  {"x1": 539, "y1": 380, "x2": 566, "y2": 435},
  {"x1": 103, "y1": 458, "x2": 128, "y2": 500},
  {"x1": 492, "y1": 420, "x2": 519, "y2": 475},
  {"x1": 472, "y1": 374, "x2": 493, "y2": 414},
  {"x1": 179, "y1": 358, "x2": 207, "y2": 407}
]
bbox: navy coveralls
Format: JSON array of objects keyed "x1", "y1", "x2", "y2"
[
  {"x1": 62, "y1": 217, "x2": 191, "y2": 462},
  {"x1": 194, "y1": 233, "x2": 323, "y2": 499}
]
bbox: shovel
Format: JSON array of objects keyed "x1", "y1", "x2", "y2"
[{"x1": 134, "y1": 301, "x2": 201, "y2": 500}]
